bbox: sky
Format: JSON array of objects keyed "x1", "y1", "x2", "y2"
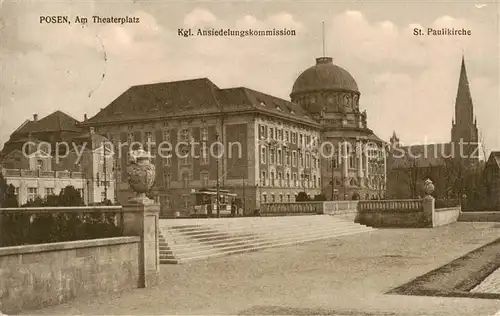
[{"x1": 1, "y1": 0, "x2": 499, "y2": 156}]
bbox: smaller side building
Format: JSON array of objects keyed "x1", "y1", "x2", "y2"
[
  {"x1": 0, "y1": 112, "x2": 115, "y2": 205},
  {"x1": 484, "y1": 151, "x2": 500, "y2": 210}
]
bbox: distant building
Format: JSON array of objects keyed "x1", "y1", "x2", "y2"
[
  {"x1": 484, "y1": 152, "x2": 500, "y2": 210},
  {"x1": 82, "y1": 55, "x2": 387, "y2": 216},
  {"x1": 387, "y1": 56, "x2": 480, "y2": 198},
  {"x1": 0, "y1": 112, "x2": 115, "y2": 205}
]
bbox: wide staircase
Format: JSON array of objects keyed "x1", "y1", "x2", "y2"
[{"x1": 159, "y1": 215, "x2": 375, "y2": 264}]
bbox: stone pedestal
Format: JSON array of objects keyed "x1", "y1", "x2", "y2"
[
  {"x1": 422, "y1": 195, "x2": 435, "y2": 227},
  {"x1": 123, "y1": 203, "x2": 160, "y2": 288}
]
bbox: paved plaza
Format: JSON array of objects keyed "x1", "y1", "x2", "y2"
[{"x1": 27, "y1": 222, "x2": 500, "y2": 316}]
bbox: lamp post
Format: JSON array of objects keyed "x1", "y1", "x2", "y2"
[
  {"x1": 216, "y1": 132, "x2": 220, "y2": 218},
  {"x1": 331, "y1": 153, "x2": 335, "y2": 201}
]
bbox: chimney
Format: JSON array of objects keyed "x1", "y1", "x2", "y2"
[
  {"x1": 33, "y1": 114, "x2": 38, "y2": 122},
  {"x1": 84, "y1": 114, "x2": 88, "y2": 121}
]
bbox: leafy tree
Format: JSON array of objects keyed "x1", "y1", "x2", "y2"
[
  {"x1": 313, "y1": 194, "x2": 327, "y2": 201},
  {"x1": 58, "y1": 185, "x2": 85, "y2": 206},
  {"x1": 22, "y1": 196, "x2": 45, "y2": 207},
  {"x1": 296, "y1": 192, "x2": 310, "y2": 202},
  {"x1": 2, "y1": 184, "x2": 19, "y2": 207}
]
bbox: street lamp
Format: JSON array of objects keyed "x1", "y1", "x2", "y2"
[{"x1": 216, "y1": 132, "x2": 220, "y2": 218}]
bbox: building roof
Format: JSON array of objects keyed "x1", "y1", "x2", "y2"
[
  {"x1": 389, "y1": 143, "x2": 452, "y2": 169},
  {"x1": 291, "y1": 57, "x2": 359, "y2": 97},
  {"x1": 84, "y1": 78, "x2": 319, "y2": 126},
  {"x1": 13, "y1": 110, "x2": 82, "y2": 135},
  {"x1": 486, "y1": 151, "x2": 500, "y2": 170}
]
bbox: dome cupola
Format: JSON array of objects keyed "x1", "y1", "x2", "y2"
[{"x1": 290, "y1": 57, "x2": 358, "y2": 98}]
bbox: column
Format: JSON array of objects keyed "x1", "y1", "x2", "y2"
[{"x1": 123, "y1": 203, "x2": 160, "y2": 288}]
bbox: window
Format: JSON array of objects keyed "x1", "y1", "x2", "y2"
[
  {"x1": 14, "y1": 187, "x2": 19, "y2": 196},
  {"x1": 262, "y1": 194, "x2": 267, "y2": 203},
  {"x1": 285, "y1": 131, "x2": 289, "y2": 142},
  {"x1": 306, "y1": 153, "x2": 310, "y2": 168},
  {"x1": 313, "y1": 175, "x2": 317, "y2": 188},
  {"x1": 201, "y1": 127, "x2": 208, "y2": 142},
  {"x1": 277, "y1": 149, "x2": 282, "y2": 165},
  {"x1": 163, "y1": 130, "x2": 170, "y2": 142},
  {"x1": 45, "y1": 188, "x2": 54, "y2": 196},
  {"x1": 261, "y1": 146, "x2": 267, "y2": 164},
  {"x1": 299, "y1": 134, "x2": 303, "y2": 146},
  {"x1": 279, "y1": 194, "x2": 283, "y2": 203},
  {"x1": 292, "y1": 173, "x2": 297, "y2": 182},
  {"x1": 27, "y1": 187, "x2": 37, "y2": 201},
  {"x1": 259, "y1": 125, "x2": 265, "y2": 139},
  {"x1": 286, "y1": 173, "x2": 290, "y2": 186},
  {"x1": 180, "y1": 128, "x2": 189, "y2": 142},
  {"x1": 285, "y1": 151, "x2": 290, "y2": 165},
  {"x1": 163, "y1": 172, "x2": 171, "y2": 189},
  {"x1": 201, "y1": 172, "x2": 209, "y2": 188},
  {"x1": 292, "y1": 151, "x2": 297, "y2": 166},
  {"x1": 270, "y1": 148, "x2": 275, "y2": 164},
  {"x1": 287, "y1": 194, "x2": 291, "y2": 202},
  {"x1": 36, "y1": 159, "x2": 43, "y2": 170},
  {"x1": 127, "y1": 132, "x2": 134, "y2": 143},
  {"x1": 145, "y1": 131, "x2": 154, "y2": 144},
  {"x1": 261, "y1": 171, "x2": 266, "y2": 186},
  {"x1": 299, "y1": 153, "x2": 304, "y2": 168},
  {"x1": 269, "y1": 128, "x2": 274, "y2": 139},
  {"x1": 291, "y1": 132, "x2": 297, "y2": 144},
  {"x1": 182, "y1": 172, "x2": 190, "y2": 188},
  {"x1": 101, "y1": 191, "x2": 106, "y2": 202},
  {"x1": 270, "y1": 172, "x2": 275, "y2": 186},
  {"x1": 271, "y1": 195, "x2": 276, "y2": 202},
  {"x1": 349, "y1": 152, "x2": 355, "y2": 169},
  {"x1": 77, "y1": 188, "x2": 83, "y2": 198},
  {"x1": 201, "y1": 145, "x2": 209, "y2": 165}
]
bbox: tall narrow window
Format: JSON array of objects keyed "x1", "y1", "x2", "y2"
[{"x1": 261, "y1": 146, "x2": 267, "y2": 164}]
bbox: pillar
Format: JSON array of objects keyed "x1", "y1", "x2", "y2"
[
  {"x1": 122, "y1": 202, "x2": 160, "y2": 288},
  {"x1": 422, "y1": 195, "x2": 435, "y2": 227}
]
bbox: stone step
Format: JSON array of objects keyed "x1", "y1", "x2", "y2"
[
  {"x1": 160, "y1": 227, "x2": 375, "y2": 264},
  {"x1": 161, "y1": 221, "x2": 357, "y2": 249},
  {"x1": 159, "y1": 225, "x2": 372, "y2": 258}
]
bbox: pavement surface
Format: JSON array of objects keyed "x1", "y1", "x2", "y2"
[
  {"x1": 473, "y1": 268, "x2": 500, "y2": 294},
  {"x1": 27, "y1": 222, "x2": 500, "y2": 316}
]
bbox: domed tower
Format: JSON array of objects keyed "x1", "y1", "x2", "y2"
[{"x1": 291, "y1": 56, "x2": 386, "y2": 201}]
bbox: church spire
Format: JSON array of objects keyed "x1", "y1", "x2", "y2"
[
  {"x1": 455, "y1": 54, "x2": 474, "y2": 125},
  {"x1": 451, "y1": 54, "x2": 479, "y2": 150}
]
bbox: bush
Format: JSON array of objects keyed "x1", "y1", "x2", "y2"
[{"x1": 296, "y1": 192, "x2": 310, "y2": 202}]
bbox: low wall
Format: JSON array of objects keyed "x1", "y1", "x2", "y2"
[
  {"x1": 433, "y1": 207, "x2": 461, "y2": 227},
  {"x1": 0, "y1": 237, "x2": 140, "y2": 314},
  {"x1": 458, "y1": 211, "x2": 500, "y2": 222},
  {"x1": 355, "y1": 200, "x2": 429, "y2": 228}
]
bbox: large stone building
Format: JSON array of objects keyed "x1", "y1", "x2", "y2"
[
  {"x1": 387, "y1": 56, "x2": 480, "y2": 198},
  {"x1": 0, "y1": 111, "x2": 116, "y2": 205},
  {"x1": 82, "y1": 55, "x2": 387, "y2": 216}
]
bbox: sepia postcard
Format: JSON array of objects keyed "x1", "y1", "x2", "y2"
[{"x1": 0, "y1": 0, "x2": 499, "y2": 315}]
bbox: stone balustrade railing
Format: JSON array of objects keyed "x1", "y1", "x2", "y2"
[
  {"x1": 260, "y1": 202, "x2": 323, "y2": 215},
  {"x1": 4, "y1": 169, "x2": 91, "y2": 179},
  {"x1": 358, "y1": 199, "x2": 423, "y2": 211}
]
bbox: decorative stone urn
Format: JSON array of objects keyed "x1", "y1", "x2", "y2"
[
  {"x1": 126, "y1": 145, "x2": 156, "y2": 204},
  {"x1": 423, "y1": 179, "x2": 435, "y2": 196}
]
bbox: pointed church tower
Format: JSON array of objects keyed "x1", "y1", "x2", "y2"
[{"x1": 451, "y1": 55, "x2": 479, "y2": 160}]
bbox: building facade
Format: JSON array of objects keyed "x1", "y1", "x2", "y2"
[
  {"x1": 82, "y1": 55, "x2": 387, "y2": 216},
  {"x1": 0, "y1": 112, "x2": 116, "y2": 205}
]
